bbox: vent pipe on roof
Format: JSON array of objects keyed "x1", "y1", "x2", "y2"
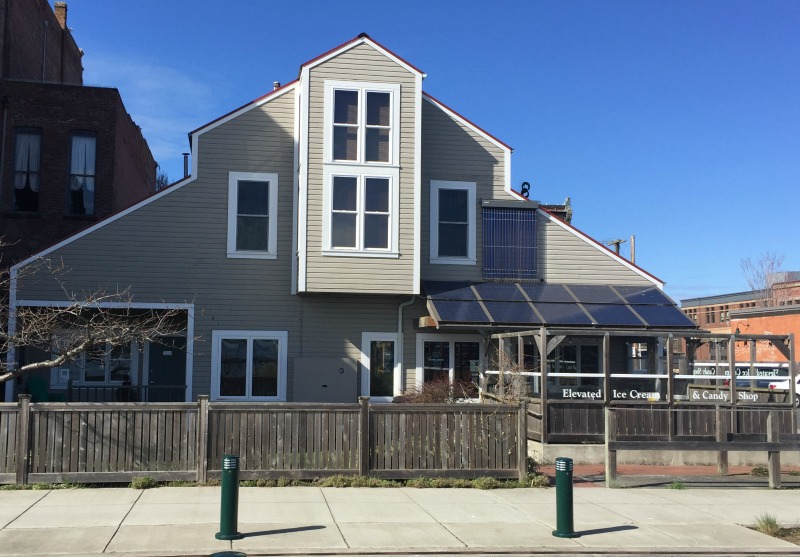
[{"x1": 273, "y1": 81, "x2": 280, "y2": 90}]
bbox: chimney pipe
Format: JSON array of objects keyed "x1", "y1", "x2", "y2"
[
  {"x1": 273, "y1": 81, "x2": 280, "y2": 91},
  {"x1": 54, "y1": 2, "x2": 68, "y2": 29},
  {"x1": 182, "y1": 152, "x2": 190, "y2": 178}
]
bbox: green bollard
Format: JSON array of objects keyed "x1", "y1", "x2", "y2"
[
  {"x1": 552, "y1": 456, "x2": 580, "y2": 538},
  {"x1": 215, "y1": 454, "x2": 244, "y2": 541}
]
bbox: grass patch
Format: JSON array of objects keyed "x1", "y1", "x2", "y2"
[
  {"x1": 750, "y1": 465, "x2": 769, "y2": 477},
  {"x1": 165, "y1": 480, "x2": 197, "y2": 487},
  {"x1": 129, "y1": 476, "x2": 159, "y2": 490},
  {"x1": 666, "y1": 481, "x2": 686, "y2": 490},
  {"x1": 787, "y1": 470, "x2": 800, "y2": 477},
  {"x1": 754, "y1": 513, "x2": 782, "y2": 537}
]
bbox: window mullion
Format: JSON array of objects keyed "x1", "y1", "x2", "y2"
[
  {"x1": 357, "y1": 176, "x2": 364, "y2": 250},
  {"x1": 246, "y1": 338, "x2": 253, "y2": 399},
  {"x1": 359, "y1": 89, "x2": 366, "y2": 164}
]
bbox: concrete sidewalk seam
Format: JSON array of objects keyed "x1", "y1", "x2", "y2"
[
  {"x1": 321, "y1": 487, "x2": 350, "y2": 549},
  {"x1": 102, "y1": 488, "x2": 144, "y2": 554}
]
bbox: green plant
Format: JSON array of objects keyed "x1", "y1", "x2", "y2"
[
  {"x1": 526, "y1": 456, "x2": 540, "y2": 475},
  {"x1": 666, "y1": 481, "x2": 686, "y2": 490},
  {"x1": 472, "y1": 477, "x2": 501, "y2": 490},
  {"x1": 166, "y1": 480, "x2": 197, "y2": 487},
  {"x1": 129, "y1": 476, "x2": 159, "y2": 489},
  {"x1": 751, "y1": 465, "x2": 769, "y2": 477},
  {"x1": 754, "y1": 513, "x2": 782, "y2": 537},
  {"x1": 787, "y1": 470, "x2": 800, "y2": 477}
]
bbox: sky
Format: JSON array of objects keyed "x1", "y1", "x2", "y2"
[{"x1": 67, "y1": 0, "x2": 800, "y2": 303}]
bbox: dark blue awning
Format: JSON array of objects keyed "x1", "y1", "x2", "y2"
[{"x1": 423, "y1": 281, "x2": 697, "y2": 329}]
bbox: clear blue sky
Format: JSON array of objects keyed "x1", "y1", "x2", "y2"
[{"x1": 68, "y1": 0, "x2": 800, "y2": 302}]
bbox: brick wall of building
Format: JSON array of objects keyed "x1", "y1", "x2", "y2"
[
  {"x1": 1, "y1": 0, "x2": 83, "y2": 85},
  {"x1": 0, "y1": 80, "x2": 155, "y2": 266}
]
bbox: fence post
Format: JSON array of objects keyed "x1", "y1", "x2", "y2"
[
  {"x1": 15, "y1": 394, "x2": 31, "y2": 485},
  {"x1": 518, "y1": 400, "x2": 528, "y2": 480},
  {"x1": 604, "y1": 406, "x2": 617, "y2": 487},
  {"x1": 715, "y1": 406, "x2": 728, "y2": 476},
  {"x1": 359, "y1": 396, "x2": 370, "y2": 477},
  {"x1": 196, "y1": 395, "x2": 209, "y2": 484},
  {"x1": 766, "y1": 411, "x2": 781, "y2": 489}
]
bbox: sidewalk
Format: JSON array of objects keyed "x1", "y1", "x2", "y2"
[{"x1": 0, "y1": 483, "x2": 799, "y2": 557}]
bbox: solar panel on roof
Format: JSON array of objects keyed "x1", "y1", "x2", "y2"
[
  {"x1": 532, "y1": 302, "x2": 593, "y2": 325},
  {"x1": 521, "y1": 284, "x2": 575, "y2": 303},
  {"x1": 483, "y1": 301, "x2": 541, "y2": 324},
  {"x1": 567, "y1": 285, "x2": 622, "y2": 304},
  {"x1": 582, "y1": 304, "x2": 643, "y2": 326},
  {"x1": 431, "y1": 300, "x2": 491, "y2": 323},
  {"x1": 614, "y1": 285, "x2": 674, "y2": 305},
  {"x1": 473, "y1": 282, "x2": 526, "y2": 301},
  {"x1": 632, "y1": 305, "x2": 696, "y2": 327},
  {"x1": 423, "y1": 281, "x2": 476, "y2": 300}
]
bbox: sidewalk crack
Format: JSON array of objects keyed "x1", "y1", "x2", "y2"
[
  {"x1": 102, "y1": 488, "x2": 144, "y2": 553},
  {"x1": 319, "y1": 487, "x2": 349, "y2": 548}
]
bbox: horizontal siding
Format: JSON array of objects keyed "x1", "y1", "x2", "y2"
[
  {"x1": 420, "y1": 99, "x2": 508, "y2": 282},
  {"x1": 16, "y1": 95, "x2": 306, "y2": 399},
  {"x1": 538, "y1": 216, "x2": 654, "y2": 285},
  {"x1": 305, "y1": 43, "x2": 416, "y2": 294}
]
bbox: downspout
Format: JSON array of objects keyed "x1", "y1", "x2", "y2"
[{"x1": 396, "y1": 295, "x2": 416, "y2": 396}]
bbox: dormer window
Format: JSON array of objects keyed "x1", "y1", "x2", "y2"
[{"x1": 325, "y1": 81, "x2": 399, "y2": 165}]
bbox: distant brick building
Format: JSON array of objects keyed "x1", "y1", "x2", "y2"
[
  {"x1": 0, "y1": 0, "x2": 155, "y2": 267},
  {"x1": 681, "y1": 275, "x2": 800, "y2": 363}
]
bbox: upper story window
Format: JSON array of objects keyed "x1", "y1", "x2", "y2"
[
  {"x1": 324, "y1": 81, "x2": 400, "y2": 165},
  {"x1": 12, "y1": 128, "x2": 42, "y2": 212},
  {"x1": 482, "y1": 202, "x2": 538, "y2": 281},
  {"x1": 227, "y1": 172, "x2": 278, "y2": 259},
  {"x1": 323, "y1": 172, "x2": 398, "y2": 256},
  {"x1": 430, "y1": 180, "x2": 476, "y2": 265},
  {"x1": 69, "y1": 133, "x2": 97, "y2": 215}
]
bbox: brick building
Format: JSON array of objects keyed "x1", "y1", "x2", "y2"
[
  {"x1": 681, "y1": 274, "x2": 800, "y2": 363},
  {"x1": 0, "y1": 0, "x2": 155, "y2": 267}
]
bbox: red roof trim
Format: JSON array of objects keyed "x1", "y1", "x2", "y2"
[
  {"x1": 188, "y1": 80, "x2": 298, "y2": 138},
  {"x1": 299, "y1": 33, "x2": 424, "y2": 75},
  {"x1": 538, "y1": 207, "x2": 665, "y2": 285},
  {"x1": 423, "y1": 92, "x2": 512, "y2": 151}
]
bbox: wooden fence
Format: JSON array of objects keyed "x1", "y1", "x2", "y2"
[
  {"x1": 605, "y1": 406, "x2": 800, "y2": 488},
  {"x1": 0, "y1": 396, "x2": 525, "y2": 485}
]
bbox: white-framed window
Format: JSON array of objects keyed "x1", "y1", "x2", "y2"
[
  {"x1": 68, "y1": 132, "x2": 97, "y2": 215},
  {"x1": 226, "y1": 172, "x2": 278, "y2": 259},
  {"x1": 322, "y1": 170, "x2": 399, "y2": 256},
  {"x1": 324, "y1": 81, "x2": 400, "y2": 166},
  {"x1": 12, "y1": 128, "x2": 42, "y2": 212},
  {"x1": 361, "y1": 332, "x2": 400, "y2": 400},
  {"x1": 430, "y1": 180, "x2": 476, "y2": 265},
  {"x1": 211, "y1": 330, "x2": 287, "y2": 401},
  {"x1": 50, "y1": 337, "x2": 136, "y2": 387},
  {"x1": 415, "y1": 333, "x2": 482, "y2": 392}
]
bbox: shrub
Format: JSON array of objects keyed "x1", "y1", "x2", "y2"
[
  {"x1": 393, "y1": 377, "x2": 477, "y2": 403},
  {"x1": 472, "y1": 477, "x2": 501, "y2": 490},
  {"x1": 667, "y1": 481, "x2": 685, "y2": 490},
  {"x1": 129, "y1": 476, "x2": 159, "y2": 489}
]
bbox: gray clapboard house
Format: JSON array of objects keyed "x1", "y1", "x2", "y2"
[{"x1": 7, "y1": 34, "x2": 692, "y2": 404}]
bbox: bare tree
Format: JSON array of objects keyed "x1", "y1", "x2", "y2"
[
  {"x1": 1, "y1": 254, "x2": 187, "y2": 383},
  {"x1": 740, "y1": 252, "x2": 786, "y2": 307},
  {"x1": 155, "y1": 168, "x2": 171, "y2": 192}
]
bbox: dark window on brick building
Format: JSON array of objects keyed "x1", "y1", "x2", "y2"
[
  {"x1": 12, "y1": 129, "x2": 42, "y2": 212},
  {"x1": 69, "y1": 133, "x2": 97, "y2": 215}
]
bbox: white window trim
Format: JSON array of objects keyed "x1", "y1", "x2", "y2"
[
  {"x1": 226, "y1": 171, "x2": 278, "y2": 259},
  {"x1": 322, "y1": 165, "x2": 400, "y2": 257},
  {"x1": 211, "y1": 330, "x2": 288, "y2": 401},
  {"x1": 429, "y1": 180, "x2": 476, "y2": 265},
  {"x1": 415, "y1": 333, "x2": 483, "y2": 389},
  {"x1": 323, "y1": 80, "x2": 400, "y2": 166},
  {"x1": 361, "y1": 332, "x2": 400, "y2": 401}
]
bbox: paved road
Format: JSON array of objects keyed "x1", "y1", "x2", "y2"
[{"x1": 0, "y1": 485, "x2": 798, "y2": 556}]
